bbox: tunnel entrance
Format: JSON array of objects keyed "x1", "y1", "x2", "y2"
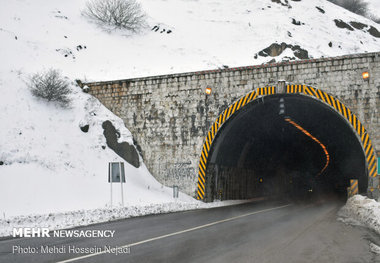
[{"x1": 197, "y1": 86, "x2": 377, "y2": 202}]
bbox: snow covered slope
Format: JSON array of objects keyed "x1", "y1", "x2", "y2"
[
  {"x1": 0, "y1": 72, "x2": 195, "y2": 217},
  {"x1": 0, "y1": 0, "x2": 379, "y2": 81},
  {"x1": 367, "y1": 0, "x2": 380, "y2": 20},
  {"x1": 0, "y1": 0, "x2": 380, "y2": 218}
]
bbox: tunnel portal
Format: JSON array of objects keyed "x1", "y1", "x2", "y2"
[{"x1": 199, "y1": 88, "x2": 373, "y2": 202}]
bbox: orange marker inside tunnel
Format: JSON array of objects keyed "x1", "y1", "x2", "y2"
[{"x1": 284, "y1": 118, "x2": 330, "y2": 176}]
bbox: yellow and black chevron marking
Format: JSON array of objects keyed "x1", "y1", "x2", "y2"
[
  {"x1": 197, "y1": 86, "x2": 276, "y2": 200},
  {"x1": 350, "y1": 179, "x2": 359, "y2": 195},
  {"x1": 286, "y1": 84, "x2": 378, "y2": 181}
]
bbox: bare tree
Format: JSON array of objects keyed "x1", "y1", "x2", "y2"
[
  {"x1": 83, "y1": 0, "x2": 146, "y2": 32},
  {"x1": 28, "y1": 69, "x2": 71, "y2": 107}
]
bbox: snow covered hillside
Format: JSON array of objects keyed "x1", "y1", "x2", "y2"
[
  {"x1": 358, "y1": 0, "x2": 380, "y2": 21},
  {"x1": 0, "y1": 72, "x2": 195, "y2": 217},
  {"x1": 0, "y1": 0, "x2": 380, "y2": 219},
  {"x1": 0, "y1": 0, "x2": 379, "y2": 81}
]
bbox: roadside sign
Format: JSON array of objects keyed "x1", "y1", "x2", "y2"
[
  {"x1": 108, "y1": 162, "x2": 126, "y2": 207},
  {"x1": 173, "y1": 185, "x2": 179, "y2": 198},
  {"x1": 108, "y1": 162, "x2": 125, "y2": 183},
  {"x1": 378, "y1": 157, "x2": 380, "y2": 175}
]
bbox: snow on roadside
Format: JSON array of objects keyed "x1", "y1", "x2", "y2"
[
  {"x1": 0, "y1": 200, "x2": 247, "y2": 237},
  {"x1": 338, "y1": 195, "x2": 380, "y2": 235}
]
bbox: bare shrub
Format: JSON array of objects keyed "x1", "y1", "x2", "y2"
[
  {"x1": 28, "y1": 69, "x2": 71, "y2": 107},
  {"x1": 82, "y1": 0, "x2": 146, "y2": 32}
]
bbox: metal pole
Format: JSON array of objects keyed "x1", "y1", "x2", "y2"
[
  {"x1": 119, "y1": 162, "x2": 124, "y2": 207},
  {"x1": 205, "y1": 95, "x2": 208, "y2": 131},
  {"x1": 214, "y1": 165, "x2": 218, "y2": 201},
  {"x1": 110, "y1": 163, "x2": 113, "y2": 208}
]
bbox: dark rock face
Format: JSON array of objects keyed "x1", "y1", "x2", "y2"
[
  {"x1": 133, "y1": 138, "x2": 144, "y2": 159},
  {"x1": 258, "y1": 42, "x2": 309, "y2": 59},
  {"x1": 368, "y1": 26, "x2": 380, "y2": 38},
  {"x1": 350, "y1": 21, "x2": 368, "y2": 30},
  {"x1": 292, "y1": 45, "x2": 309, "y2": 59},
  {"x1": 259, "y1": 43, "x2": 288, "y2": 57},
  {"x1": 336, "y1": 20, "x2": 380, "y2": 38},
  {"x1": 292, "y1": 18, "x2": 303, "y2": 25},
  {"x1": 271, "y1": 0, "x2": 292, "y2": 8},
  {"x1": 334, "y1": 19, "x2": 354, "y2": 31},
  {"x1": 316, "y1": 6, "x2": 325, "y2": 14},
  {"x1": 102, "y1": 120, "x2": 140, "y2": 168},
  {"x1": 80, "y1": 124, "x2": 89, "y2": 133}
]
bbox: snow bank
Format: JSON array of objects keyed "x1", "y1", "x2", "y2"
[
  {"x1": 338, "y1": 195, "x2": 380, "y2": 235},
  {"x1": 0, "y1": 200, "x2": 247, "y2": 237}
]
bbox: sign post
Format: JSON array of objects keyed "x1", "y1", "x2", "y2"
[
  {"x1": 119, "y1": 162, "x2": 124, "y2": 207},
  {"x1": 108, "y1": 162, "x2": 126, "y2": 207},
  {"x1": 173, "y1": 185, "x2": 179, "y2": 199},
  {"x1": 109, "y1": 163, "x2": 113, "y2": 207}
]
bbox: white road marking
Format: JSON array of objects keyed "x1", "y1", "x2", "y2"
[{"x1": 56, "y1": 204, "x2": 291, "y2": 262}]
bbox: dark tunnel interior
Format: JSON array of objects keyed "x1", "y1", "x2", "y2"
[{"x1": 204, "y1": 94, "x2": 367, "y2": 202}]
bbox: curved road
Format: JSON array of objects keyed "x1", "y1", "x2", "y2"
[{"x1": 1, "y1": 200, "x2": 379, "y2": 263}]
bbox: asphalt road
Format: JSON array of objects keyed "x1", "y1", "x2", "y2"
[{"x1": 1, "y1": 199, "x2": 379, "y2": 263}]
